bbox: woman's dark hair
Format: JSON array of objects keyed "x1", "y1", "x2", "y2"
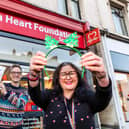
[{"x1": 52, "y1": 62, "x2": 88, "y2": 95}]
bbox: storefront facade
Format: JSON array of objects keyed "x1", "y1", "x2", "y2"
[
  {"x1": 2, "y1": 1, "x2": 129, "y2": 129},
  {"x1": 0, "y1": 0, "x2": 90, "y2": 128},
  {"x1": 0, "y1": 0, "x2": 88, "y2": 84}
]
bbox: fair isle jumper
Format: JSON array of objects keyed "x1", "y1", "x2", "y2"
[{"x1": 0, "y1": 83, "x2": 29, "y2": 128}]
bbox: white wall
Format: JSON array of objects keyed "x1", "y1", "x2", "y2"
[{"x1": 80, "y1": 0, "x2": 115, "y2": 31}]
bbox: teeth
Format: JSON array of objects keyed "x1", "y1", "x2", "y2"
[
  {"x1": 66, "y1": 81, "x2": 72, "y2": 83},
  {"x1": 66, "y1": 82, "x2": 72, "y2": 85}
]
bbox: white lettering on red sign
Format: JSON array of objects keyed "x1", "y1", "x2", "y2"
[
  {"x1": 0, "y1": 12, "x2": 85, "y2": 48},
  {"x1": 0, "y1": 14, "x2": 2, "y2": 22},
  {"x1": 2, "y1": 14, "x2": 69, "y2": 39},
  {"x1": 33, "y1": 23, "x2": 68, "y2": 38},
  {"x1": 5, "y1": 15, "x2": 33, "y2": 29}
]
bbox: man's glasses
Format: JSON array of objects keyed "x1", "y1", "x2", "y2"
[
  {"x1": 60, "y1": 71, "x2": 77, "y2": 79},
  {"x1": 10, "y1": 72, "x2": 22, "y2": 75}
]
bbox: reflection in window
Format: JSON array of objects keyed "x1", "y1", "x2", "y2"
[
  {"x1": 0, "y1": 36, "x2": 48, "y2": 56},
  {"x1": 0, "y1": 36, "x2": 48, "y2": 64},
  {"x1": 47, "y1": 48, "x2": 81, "y2": 68},
  {"x1": 111, "y1": 6, "x2": 128, "y2": 36},
  {"x1": 115, "y1": 72, "x2": 129, "y2": 121}
]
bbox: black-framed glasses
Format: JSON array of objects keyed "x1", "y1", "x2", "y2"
[
  {"x1": 60, "y1": 71, "x2": 77, "y2": 79},
  {"x1": 10, "y1": 72, "x2": 22, "y2": 75}
]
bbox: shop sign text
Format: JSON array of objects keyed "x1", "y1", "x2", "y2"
[{"x1": 0, "y1": 12, "x2": 85, "y2": 48}]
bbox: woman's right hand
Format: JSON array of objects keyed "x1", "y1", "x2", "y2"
[
  {"x1": 29, "y1": 51, "x2": 47, "y2": 88},
  {"x1": 30, "y1": 51, "x2": 47, "y2": 72}
]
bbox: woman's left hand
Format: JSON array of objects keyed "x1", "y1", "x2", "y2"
[{"x1": 80, "y1": 52, "x2": 109, "y2": 87}]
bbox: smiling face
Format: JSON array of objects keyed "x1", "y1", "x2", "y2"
[
  {"x1": 59, "y1": 65, "x2": 78, "y2": 93},
  {"x1": 10, "y1": 67, "x2": 22, "y2": 84}
]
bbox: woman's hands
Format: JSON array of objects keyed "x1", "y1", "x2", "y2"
[
  {"x1": 29, "y1": 51, "x2": 109, "y2": 87},
  {"x1": 30, "y1": 51, "x2": 47, "y2": 72},
  {"x1": 80, "y1": 52, "x2": 109, "y2": 87},
  {"x1": 29, "y1": 51, "x2": 47, "y2": 87}
]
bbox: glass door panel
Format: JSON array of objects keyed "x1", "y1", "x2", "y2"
[{"x1": 115, "y1": 72, "x2": 129, "y2": 121}]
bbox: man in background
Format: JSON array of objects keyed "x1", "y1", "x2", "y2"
[{"x1": 0, "y1": 64, "x2": 29, "y2": 129}]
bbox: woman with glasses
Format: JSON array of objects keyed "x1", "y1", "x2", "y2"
[{"x1": 28, "y1": 51, "x2": 112, "y2": 129}]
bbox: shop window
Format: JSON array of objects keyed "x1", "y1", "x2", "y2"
[
  {"x1": 115, "y1": 72, "x2": 129, "y2": 122},
  {"x1": 20, "y1": 0, "x2": 81, "y2": 19},
  {"x1": 58, "y1": 0, "x2": 68, "y2": 15},
  {"x1": 57, "y1": 0, "x2": 81, "y2": 19},
  {"x1": 0, "y1": 32, "x2": 85, "y2": 128},
  {"x1": 0, "y1": 34, "x2": 83, "y2": 90},
  {"x1": 111, "y1": 6, "x2": 128, "y2": 36}
]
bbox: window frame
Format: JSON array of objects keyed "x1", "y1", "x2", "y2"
[
  {"x1": 110, "y1": 3, "x2": 128, "y2": 36},
  {"x1": 57, "y1": 0, "x2": 68, "y2": 15},
  {"x1": 57, "y1": 0, "x2": 81, "y2": 19},
  {"x1": 70, "y1": 0, "x2": 81, "y2": 19}
]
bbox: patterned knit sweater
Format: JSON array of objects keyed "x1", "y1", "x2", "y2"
[{"x1": 0, "y1": 83, "x2": 29, "y2": 128}]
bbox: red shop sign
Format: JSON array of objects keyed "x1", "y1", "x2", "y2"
[
  {"x1": 86, "y1": 28, "x2": 101, "y2": 47},
  {"x1": 0, "y1": 12, "x2": 85, "y2": 49}
]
